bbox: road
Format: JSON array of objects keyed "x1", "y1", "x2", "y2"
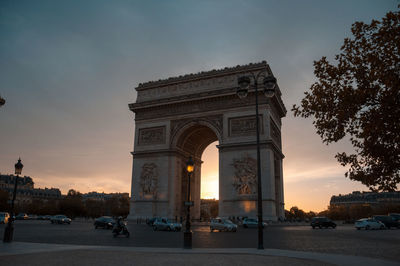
[{"x1": 1, "y1": 220, "x2": 399, "y2": 262}]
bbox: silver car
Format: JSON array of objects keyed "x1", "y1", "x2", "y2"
[
  {"x1": 153, "y1": 218, "x2": 182, "y2": 231},
  {"x1": 210, "y1": 218, "x2": 238, "y2": 232},
  {"x1": 50, "y1": 215, "x2": 72, "y2": 224},
  {"x1": 242, "y1": 218, "x2": 267, "y2": 228},
  {"x1": 355, "y1": 218, "x2": 385, "y2": 230}
]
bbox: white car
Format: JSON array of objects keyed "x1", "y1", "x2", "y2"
[
  {"x1": 242, "y1": 218, "x2": 267, "y2": 228},
  {"x1": 0, "y1": 212, "x2": 10, "y2": 224},
  {"x1": 210, "y1": 218, "x2": 237, "y2": 232},
  {"x1": 152, "y1": 217, "x2": 182, "y2": 231},
  {"x1": 355, "y1": 218, "x2": 385, "y2": 230}
]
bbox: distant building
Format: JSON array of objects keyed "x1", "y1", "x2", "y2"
[
  {"x1": 82, "y1": 191, "x2": 129, "y2": 201},
  {"x1": 200, "y1": 199, "x2": 219, "y2": 219},
  {"x1": 0, "y1": 174, "x2": 62, "y2": 204},
  {"x1": 330, "y1": 191, "x2": 400, "y2": 207}
]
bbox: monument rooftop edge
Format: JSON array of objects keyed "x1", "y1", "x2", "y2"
[{"x1": 130, "y1": 61, "x2": 285, "y2": 107}]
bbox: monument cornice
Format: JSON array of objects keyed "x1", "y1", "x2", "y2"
[
  {"x1": 131, "y1": 148, "x2": 191, "y2": 158},
  {"x1": 130, "y1": 92, "x2": 286, "y2": 121},
  {"x1": 218, "y1": 140, "x2": 285, "y2": 159},
  {"x1": 129, "y1": 87, "x2": 237, "y2": 111},
  {"x1": 136, "y1": 61, "x2": 269, "y2": 91},
  {"x1": 222, "y1": 198, "x2": 276, "y2": 203}
]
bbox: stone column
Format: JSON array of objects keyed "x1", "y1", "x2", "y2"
[{"x1": 261, "y1": 148, "x2": 277, "y2": 221}]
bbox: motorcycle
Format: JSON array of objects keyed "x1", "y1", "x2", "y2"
[{"x1": 112, "y1": 220, "x2": 130, "y2": 238}]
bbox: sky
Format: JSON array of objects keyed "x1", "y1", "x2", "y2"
[{"x1": 0, "y1": 0, "x2": 397, "y2": 212}]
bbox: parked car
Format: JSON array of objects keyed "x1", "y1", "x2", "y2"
[
  {"x1": 15, "y1": 213, "x2": 29, "y2": 220},
  {"x1": 373, "y1": 215, "x2": 400, "y2": 229},
  {"x1": 50, "y1": 215, "x2": 72, "y2": 224},
  {"x1": 242, "y1": 218, "x2": 267, "y2": 228},
  {"x1": 388, "y1": 213, "x2": 400, "y2": 222},
  {"x1": 0, "y1": 212, "x2": 10, "y2": 224},
  {"x1": 210, "y1": 218, "x2": 238, "y2": 232},
  {"x1": 355, "y1": 218, "x2": 385, "y2": 230},
  {"x1": 152, "y1": 217, "x2": 182, "y2": 231},
  {"x1": 94, "y1": 216, "x2": 115, "y2": 229},
  {"x1": 310, "y1": 217, "x2": 336, "y2": 229}
]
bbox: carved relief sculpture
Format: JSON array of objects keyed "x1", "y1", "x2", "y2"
[
  {"x1": 138, "y1": 126, "x2": 166, "y2": 145},
  {"x1": 229, "y1": 115, "x2": 263, "y2": 137},
  {"x1": 232, "y1": 154, "x2": 257, "y2": 195},
  {"x1": 140, "y1": 163, "x2": 158, "y2": 196}
]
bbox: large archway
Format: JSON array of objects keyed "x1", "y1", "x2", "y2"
[
  {"x1": 128, "y1": 61, "x2": 286, "y2": 221},
  {"x1": 173, "y1": 122, "x2": 219, "y2": 219}
]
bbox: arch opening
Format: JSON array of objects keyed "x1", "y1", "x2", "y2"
[{"x1": 175, "y1": 123, "x2": 219, "y2": 220}]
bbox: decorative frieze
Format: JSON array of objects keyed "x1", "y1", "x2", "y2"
[
  {"x1": 135, "y1": 61, "x2": 271, "y2": 103},
  {"x1": 137, "y1": 76, "x2": 237, "y2": 103},
  {"x1": 138, "y1": 126, "x2": 166, "y2": 146},
  {"x1": 232, "y1": 154, "x2": 257, "y2": 195},
  {"x1": 229, "y1": 115, "x2": 263, "y2": 137}
]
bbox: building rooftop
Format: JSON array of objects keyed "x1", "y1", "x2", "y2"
[{"x1": 136, "y1": 61, "x2": 271, "y2": 90}]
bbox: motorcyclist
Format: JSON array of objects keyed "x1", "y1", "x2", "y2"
[
  {"x1": 116, "y1": 216, "x2": 124, "y2": 229},
  {"x1": 113, "y1": 216, "x2": 129, "y2": 237}
]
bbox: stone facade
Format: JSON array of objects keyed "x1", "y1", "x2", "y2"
[
  {"x1": 0, "y1": 174, "x2": 62, "y2": 204},
  {"x1": 330, "y1": 191, "x2": 400, "y2": 207},
  {"x1": 128, "y1": 61, "x2": 286, "y2": 221}
]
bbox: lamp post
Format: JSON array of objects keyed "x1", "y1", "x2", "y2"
[
  {"x1": 237, "y1": 71, "x2": 277, "y2": 250},
  {"x1": 184, "y1": 156, "x2": 194, "y2": 249},
  {"x1": 3, "y1": 158, "x2": 24, "y2": 243}
]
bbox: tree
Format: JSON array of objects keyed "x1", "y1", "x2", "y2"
[
  {"x1": 292, "y1": 6, "x2": 400, "y2": 191},
  {"x1": 67, "y1": 189, "x2": 82, "y2": 197},
  {"x1": 289, "y1": 206, "x2": 306, "y2": 221},
  {"x1": 61, "y1": 189, "x2": 85, "y2": 218}
]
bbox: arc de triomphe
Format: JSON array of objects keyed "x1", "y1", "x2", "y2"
[{"x1": 128, "y1": 61, "x2": 286, "y2": 221}]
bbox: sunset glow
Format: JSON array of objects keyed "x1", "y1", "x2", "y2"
[
  {"x1": 0, "y1": 1, "x2": 395, "y2": 214},
  {"x1": 201, "y1": 142, "x2": 219, "y2": 200}
]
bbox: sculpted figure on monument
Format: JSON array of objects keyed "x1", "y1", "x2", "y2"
[
  {"x1": 140, "y1": 163, "x2": 158, "y2": 195},
  {"x1": 232, "y1": 155, "x2": 257, "y2": 195}
]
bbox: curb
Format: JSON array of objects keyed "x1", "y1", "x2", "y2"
[{"x1": 1, "y1": 242, "x2": 399, "y2": 266}]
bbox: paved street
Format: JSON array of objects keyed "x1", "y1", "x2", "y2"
[{"x1": 1, "y1": 220, "x2": 399, "y2": 263}]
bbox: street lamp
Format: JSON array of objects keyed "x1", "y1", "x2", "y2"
[
  {"x1": 237, "y1": 71, "x2": 277, "y2": 250},
  {"x1": 184, "y1": 156, "x2": 194, "y2": 249},
  {"x1": 3, "y1": 158, "x2": 24, "y2": 243}
]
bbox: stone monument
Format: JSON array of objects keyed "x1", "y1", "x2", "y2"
[{"x1": 128, "y1": 61, "x2": 286, "y2": 221}]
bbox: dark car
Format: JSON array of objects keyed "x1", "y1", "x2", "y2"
[
  {"x1": 311, "y1": 217, "x2": 336, "y2": 229},
  {"x1": 15, "y1": 213, "x2": 29, "y2": 220},
  {"x1": 373, "y1": 215, "x2": 400, "y2": 229},
  {"x1": 94, "y1": 216, "x2": 115, "y2": 229},
  {"x1": 389, "y1": 213, "x2": 400, "y2": 221}
]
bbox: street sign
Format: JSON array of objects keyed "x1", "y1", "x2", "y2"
[{"x1": 184, "y1": 201, "x2": 194, "y2": 206}]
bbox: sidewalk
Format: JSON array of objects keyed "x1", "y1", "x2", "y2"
[{"x1": 1, "y1": 242, "x2": 399, "y2": 266}]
